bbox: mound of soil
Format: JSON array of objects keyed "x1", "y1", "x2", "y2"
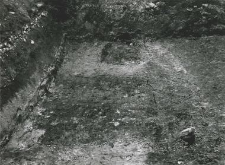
[{"x1": 100, "y1": 42, "x2": 140, "y2": 64}]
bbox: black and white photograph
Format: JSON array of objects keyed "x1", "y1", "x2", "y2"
[{"x1": 0, "y1": 0, "x2": 225, "y2": 164}]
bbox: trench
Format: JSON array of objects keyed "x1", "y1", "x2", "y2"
[
  {"x1": 1, "y1": 1, "x2": 225, "y2": 164},
  {"x1": 0, "y1": 37, "x2": 225, "y2": 164}
]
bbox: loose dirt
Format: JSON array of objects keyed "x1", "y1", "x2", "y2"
[{"x1": 1, "y1": 38, "x2": 224, "y2": 164}]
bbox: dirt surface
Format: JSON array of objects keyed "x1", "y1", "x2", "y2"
[{"x1": 1, "y1": 37, "x2": 225, "y2": 164}]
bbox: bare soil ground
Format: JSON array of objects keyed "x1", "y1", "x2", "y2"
[{"x1": 1, "y1": 37, "x2": 225, "y2": 164}]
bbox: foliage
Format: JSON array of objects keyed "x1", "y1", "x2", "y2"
[
  {"x1": 48, "y1": 0, "x2": 225, "y2": 39},
  {"x1": 152, "y1": 0, "x2": 225, "y2": 37}
]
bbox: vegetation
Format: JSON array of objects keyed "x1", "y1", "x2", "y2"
[
  {"x1": 43, "y1": 0, "x2": 225, "y2": 39},
  {"x1": 0, "y1": 0, "x2": 62, "y2": 107},
  {"x1": 153, "y1": 0, "x2": 225, "y2": 37}
]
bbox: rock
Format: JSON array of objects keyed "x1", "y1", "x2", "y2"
[
  {"x1": 9, "y1": 11, "x2": 15, "y2": 15},
  {"x1": 178, "y1": 160, "x2": 184, "y2": 165},
  {"x1": 113, "y1": 122, "x2": 120, "y2": 127},
  {"x1": 123, "y1": 94, "x2": 128, "y2": 98},
  {"x1": 41, "y1": 11, "x2": 47, "y2": 17},
  {"x1": 180, "y1": 127, "x2": 195, "y2": 146},
  {"x1": 36, "y1": 2, "x2": 44, "y2": 8}
]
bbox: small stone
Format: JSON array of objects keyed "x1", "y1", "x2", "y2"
[
  {"x1": 187, "y1": 8, "x2": 193, "y2": 12},
  {"x1": 178, "y1": 160, "x2": 184, "y2": 164},
  {"x1": 124, "y1": 94, "x2": 128, "y2": 98},
  {"x1": 41, "y1": 11, "x2": 48, "y2": 16},
  {"x1": 31, "y1": 40, "x2": 35, "y2": 44},
  {"x1": 202, "y1": 4, "x2": 209, "y2": 7},
  {"x1": 113, "y1": 122, "x2": 120, "y2": 127},
  {"x1": 36, "y1": 2, "x2": 44, "y2": 8},
  {"x1": 149, "y1": 2, "x2": 157, "y2": 8},
  {"x1": 180, "y1": 127, "x2": 195, "y2": 134},
  {"x1": 180, "y1": 127, "x2": 195, "y2": 146},
  {"x1": 9, "y1": 11, "x2": 15, "y2": 15},
  {"x1": 134, "y1": 89, "x2": 140, "y2": 94}
]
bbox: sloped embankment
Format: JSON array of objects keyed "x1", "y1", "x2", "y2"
[
  {"x1": 0, "y1": 33, "x2": 66, "y2": 148},
  {"x1": 0, "y1": 1, "x2": 64, "y2": 146}
]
